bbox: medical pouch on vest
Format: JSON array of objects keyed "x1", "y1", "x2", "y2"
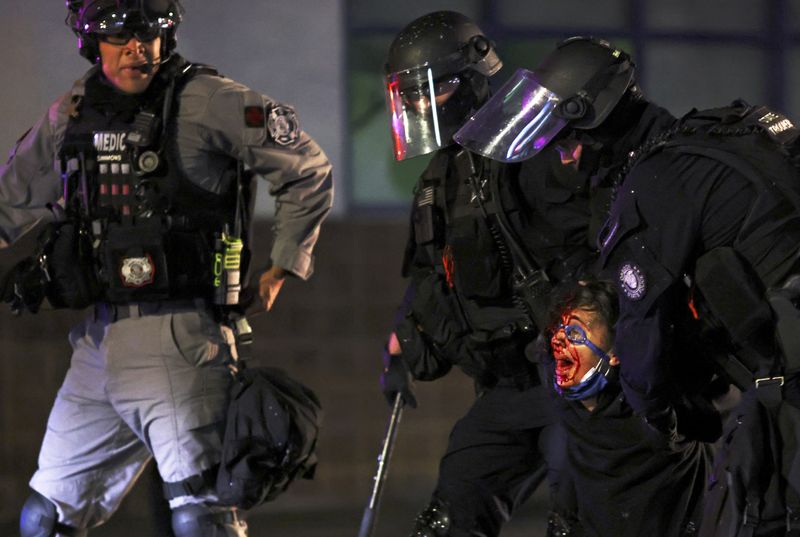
[
  {"x1": 39, "y1": 220, "x2": 103, "y2": 309},
  {"x1": 102, "y1": 219, "x2": 170, "y2": 302}
]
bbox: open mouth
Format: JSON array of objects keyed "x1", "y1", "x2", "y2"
[
  {"x1": 556, "y1": 357, "x2": 575, "y2": 368},
  {"x1": 554, "y1": 354, "x2": 578, "y2": 384}
]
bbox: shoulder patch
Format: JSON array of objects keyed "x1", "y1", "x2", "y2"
[
  {"x1": 268, "y1": 105, "x2": 299, "y2": 146},
  {"x1": 244, "y1": 105, "x2": 266, "y2": 128},
  {"x1": 619, "y1": 262, "x2": 646, "y2": 301},
  {"x1": 754, "y1": 107, "x2": 798, "y2": 145}
]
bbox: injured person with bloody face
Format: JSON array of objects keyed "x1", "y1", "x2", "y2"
[{"x1": 543, "y1": 280, "x2": 712, "y2": 537}]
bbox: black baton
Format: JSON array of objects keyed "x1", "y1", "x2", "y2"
[{"x1": 358, "y1": 392, "x2": 405, "y2": 537}]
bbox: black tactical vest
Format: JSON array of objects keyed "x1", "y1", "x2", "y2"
[
  {"x1": 408, "y1": 148, "x2": 531, "y2": 339},
  {"x1": 55, "y1": 58, "x2": 243, "y2": 305}
]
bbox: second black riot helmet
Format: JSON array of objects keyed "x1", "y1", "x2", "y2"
[
  {"x1": 455, "y1": 37, "x2": 636, "y2": 163},
  {"x1": 384, "y1": 11, "x2": 502, "y2": 161}
]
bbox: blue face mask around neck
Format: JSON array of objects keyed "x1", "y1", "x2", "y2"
[{"x1": 555, "y1": 360, "x2": 610, "y2": 400}]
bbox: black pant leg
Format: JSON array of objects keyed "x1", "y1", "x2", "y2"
[{"x1": 431, "y1": 382, "x2": 564, "y2": 537}]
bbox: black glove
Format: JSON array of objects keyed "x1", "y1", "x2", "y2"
[
  {"x1": 644, "y1": 406, "x2": 686, "y2": 450},
  {"x1": 395, "y1": 315, "x2": 453, "y2": 381},
  {"x1": 380, "y1": 347, "x2": 417, "y2": 408},
  {"x1": 675, "y1": 397, "x2": 723, "y2": 443},
  {"x1": 0, "y1": 258, "x2": 46, "y2": 315}
]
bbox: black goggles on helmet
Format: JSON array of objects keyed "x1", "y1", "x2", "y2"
[
  {"x1": 97, "y1": 27, "x2": 161, "y2": 44},
  {"x1": 81, "y1": 7, "x2": 176, "y2": 42}
]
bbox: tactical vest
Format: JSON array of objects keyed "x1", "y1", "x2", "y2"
[
  {"x1": 50, "y1": 58, "x2": 248, "y2": 306},
  {"x1": 408, "y1": 148, "x2": 533, "y2": 339},
  {"x1": 403, "y1": 148, "x2": 547, "y2": 387}
]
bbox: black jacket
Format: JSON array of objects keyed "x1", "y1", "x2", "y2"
[{"x1": 556, "y1": 379, "x2": 711, "y2": 537}]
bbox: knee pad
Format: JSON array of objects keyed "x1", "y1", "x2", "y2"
[
  {"x1": 171, "y1": 504, "x2": 248, "y2": 537},
  {"x1": 20, "y1": 491, "x2": 87, "y2": 537},
  {"x1": 410, "y1": 498, "x2": 451, "y2": 537}
]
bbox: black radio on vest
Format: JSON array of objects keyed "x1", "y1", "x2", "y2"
[{"x1": 212, "y1": 226, "x2": 244, "y2": 306}]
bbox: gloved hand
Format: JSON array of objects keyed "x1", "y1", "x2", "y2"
[
  {"x1": 644, "y1": 406, "x2": 685, "y2": 450},
  {"x1": 0, "y1": 258, "x2": 46, "y2": 315},
  {"x1": 380, "y1": 339, "x2": 417, "y2": 409},
  {"x1": 675, "y1": 397, "x2": 723, "y2": 443}
]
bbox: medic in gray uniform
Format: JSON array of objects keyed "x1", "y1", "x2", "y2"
[{"x1": 4, "y1": 1, "x2": 333, "y2": 536}]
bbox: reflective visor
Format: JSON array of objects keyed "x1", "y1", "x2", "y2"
[
  {"x1": 82, "y1": 7, "x2": 177, "y2": 36},
  {"x1": 454, "y1": 68, "x2": 568, "y2": 163},
  {"x1": 384, "y1": 67, "x2": 462, "y2": 161}
]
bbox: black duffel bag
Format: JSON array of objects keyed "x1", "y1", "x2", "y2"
[{"x1": 216, "y1": 366, "x2": 322, "y2": 509}]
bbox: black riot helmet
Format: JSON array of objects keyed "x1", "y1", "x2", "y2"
[
  {"x1": 384, "y1": 11, "x2": 502, "y2": 161},
  {"x1": 455, "y1": 37, "x2": 636, "y2": 163},
  {"x1": 66, "y1": 0, "x2": 184, "y2": 64}
]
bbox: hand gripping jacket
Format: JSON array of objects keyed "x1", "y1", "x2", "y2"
[{"x1": 43, "y1": 56, "x2": 251, "y2": 308}]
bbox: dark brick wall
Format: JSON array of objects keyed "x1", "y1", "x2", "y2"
[{"x1": 0, "y1": 219, "x2": 478, "y2": 529}]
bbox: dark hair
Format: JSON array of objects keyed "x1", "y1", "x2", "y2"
[{"x1": 545, "y1": 279, "x2": 619, "y2": 342}]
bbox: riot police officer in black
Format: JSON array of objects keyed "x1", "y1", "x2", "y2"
[
  {"x1": 380, "y1": 13, "x2": 603, "y2": 537},
  {"x1": 457, "y1": 36, "x2": 800, "y2": 535}
]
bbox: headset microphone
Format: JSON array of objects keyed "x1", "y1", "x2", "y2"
[{"x1": 138, "y1": 49, "x2": 162, "y2": 74}]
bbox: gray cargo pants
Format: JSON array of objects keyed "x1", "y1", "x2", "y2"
[{"x1": 29, "y1": 303, "x2": 232, "y2": 529}]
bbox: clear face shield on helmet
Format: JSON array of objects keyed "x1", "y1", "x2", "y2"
[
  {"x1": 454, "y1": 68, "x2": 569, "y2": 163},
  {"x1": 384, "y1": 65, "x2": 464, "y2": 161}
]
